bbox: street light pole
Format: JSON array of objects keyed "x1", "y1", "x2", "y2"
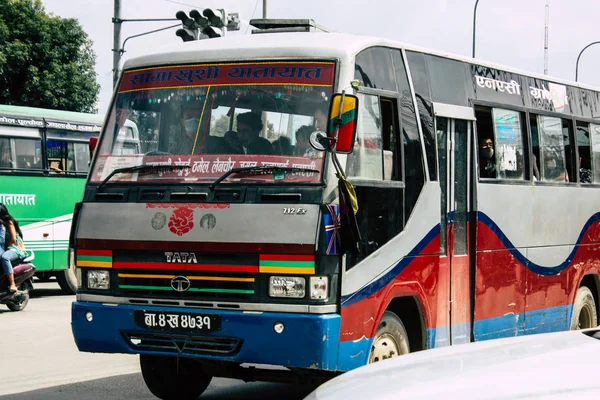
[
  {"x1": 112, "y1": 0, "x2": 121, "y2": 88},
  {"x1": 472, "y1": 0, "x2": 480, "y2": 58},
  {"x1": 263, "y1": 0, "x2": 267, "y2": 18},
  {"x1": 575, "y1": 41, "x2": 600, "y2": 82}
]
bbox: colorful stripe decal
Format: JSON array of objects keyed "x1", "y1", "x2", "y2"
[
  {"x1": 118, "y1": 285, "x2": 254, "y2": 295},
  {"x1": 117, "y1": 273, "x2": 255, "y2": 283},
  {"x1": 76, "y1": 239, "x2": 314, "y2": 254},
  {"x1": 76, "y1": 250, "x2": 113, "y2": 268},
  {"x1": 259, "y1": 254, "x2": 315, "y2": 274},
  {"x1": 341, "y1": 210, "x2": 600, "y2": 307},
  {"x1": 113, "y1": 262, "x2": 258, "y2": 273}
]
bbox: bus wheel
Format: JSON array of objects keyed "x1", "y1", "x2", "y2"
[
  {"x1": 56, "y1": 250, "x2": 77, "y2": 295},
  {"x1": 571, "y1": 286, "x2": 598, "y2": 330},
  {"x1": 368, "y1": 311, "x2": 410, "y2": 364},
  {"x1": 140, "y1": 355, "x2": 212, "y2": 400}
]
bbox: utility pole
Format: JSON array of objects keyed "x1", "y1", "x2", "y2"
[
  {"x1": 113, "y1": 0, "x2": 122, "y2": 88},
  {"x1": 263, "y1": 0, "x2": 267, "y2": 18},
  {"x1": 544, "y1": 1, "x2": 549, "y2": 75},
  {"x1": 472, "y1": 0, "x2": 480, "y2": 58}
]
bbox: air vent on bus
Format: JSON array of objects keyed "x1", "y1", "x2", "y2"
[
  {"x1": 249, "y1": 19, "x2": 329, "y2": 34},
  {"x1": 95, "y1": 192, "x2": 124, "y2": 201},
  {"x1": 141, "y1": 191, "x2": 164, "y2": 201},
  {"x1": 213, "y1": 190, "x2": 241, "y2": 202},
  {"x1": 260, "y1": 193, "x2": 302, "y2": 202},
  {"x1": 170, "y1": 192, "x2": 208, "y2": 202}
]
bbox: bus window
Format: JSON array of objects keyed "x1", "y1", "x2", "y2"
[
  {"x1": 0, "y1": 137, "x2": 13, "y2": 169},
  {"x1": 14, "y1": 138, "x2": 42, "y2": 169},
  {"x1": 46, "y1": 140, "x2": 90, "y2": 173},
  {"x1": 562, "y1": 119, "x2": 575, "y2": 183},
  {"x1": 576, "y1": 121, "x2": 592, "y2": 183},
  {"x1": 535, "y1": 115, "x2": 567, "y2": 182},
  {"x1": 347, "y1": 93, "x2": 383, "y2": 180},
  {"x1": 492, "y1": 108, "x2": 525, "y2": 180},
  {"x1": 590, "y1": 124, "x2": 600, "y2": 183}
]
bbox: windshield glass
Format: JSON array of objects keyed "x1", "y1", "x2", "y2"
[{"x1": 90, "y1": 61, "x2": 335, "y2": 185}]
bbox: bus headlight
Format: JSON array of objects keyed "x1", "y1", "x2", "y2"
[
  {"x1": 310, "y1": 276, "x2": 328, "y2": 300},
  {"x1": 269, "y1": 276, "x2": 305, "y2": 298},
  {"x1": 87, "y1": 270, "x2": 110, "y2": 290}
]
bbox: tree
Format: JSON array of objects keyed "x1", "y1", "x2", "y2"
[{"x1": 0, "y1": 0, "x2": 100, "y2": 112}]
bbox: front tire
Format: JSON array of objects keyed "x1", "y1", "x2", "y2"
[
  {"x1": 571, "y1": 286, "x2": 598, "y2": 330},
  {"x1": 7, "y1": 288, "x2": 29, "y2": 311},
  {"x1": 56, "y1": 249, "x2": 77, "y2": 295},
  {"x1": 140, "y1": 355, "x2": 212, "y2": 400},
  {"x1": 368, "y1": 311, "x2": 410, "y2": 364}
]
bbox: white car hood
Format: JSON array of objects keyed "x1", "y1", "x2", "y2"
[{"x1": 306, "y1": 329, "x2": 600, "y2": 400}]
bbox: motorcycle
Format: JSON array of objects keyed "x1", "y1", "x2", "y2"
[{"x1": 0, "y1": 252, "x2": 35, "y2": 311}]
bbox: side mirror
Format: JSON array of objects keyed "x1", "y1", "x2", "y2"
[
  {"x1": 327, "y1": 93, "x2": 359, "y2": 153},
  {"x1": 89, "y1": 137, "x2": 98, "y2": 157}
]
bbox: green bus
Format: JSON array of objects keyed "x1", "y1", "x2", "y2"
[{"x1": 0, "y1": 104, "x2": 104, "y2": 294}]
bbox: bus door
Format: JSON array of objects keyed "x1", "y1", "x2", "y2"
[{"x1": 435, "y1": 104, "x2": 476, "y2": 345}]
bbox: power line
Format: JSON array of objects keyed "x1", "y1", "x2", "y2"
[
  {"x1": 162, "y1": 0, "x2": 201, "y2": 8},
  {"x1": 244, "y1": 0, "x2": 260, "y2": 34}
]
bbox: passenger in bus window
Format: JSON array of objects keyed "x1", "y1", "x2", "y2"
[
  {"x1": 236, "y1": 112, "x2": 273, "y2": 155},
  {"x1": 478, "y1": 136, "x2": 496, "y2": 178},
  {"x1": 542, "y1": 150, "x2": 566, "y2": 182},
  {"x1": 294, "y1": 125, "x2": 311, "y2": 156},
  {"x1": 224, "y1": 130, "x2": 244, "y2": 154},
  {"x1": 314, "y1": 103, "x2": 329, "y2": 132},
  {"x1": 169, "y1": 103, "x2": 201, "y2": 154},
  {"x1": 579, "y1": 148, "x2": 592, "y2": 183},
  {"x1": 272, "y1": 136, "x2": 293, "y2": 155}
]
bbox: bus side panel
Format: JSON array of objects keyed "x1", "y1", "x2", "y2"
[
  {"x1": 5, "y1": 175, "x2": 85, "y2": 272},
  {"x1": 338, "y1": 242, "x2": 446, "y2": 371},
  {"x1": 474, "y1": 184, "x2": 600, "y2": 339}
]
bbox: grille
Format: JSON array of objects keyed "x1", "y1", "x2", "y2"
[
  {"x1": 116, "y1": 270, "x2": 257, "y2": 301},
  {"x1": 123, "y1": 331, "x2": 242, "y2": 356}
]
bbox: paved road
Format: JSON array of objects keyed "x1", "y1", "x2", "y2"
[{"x1": 0, "y1": 280, "x2": 316, "y2": 399}]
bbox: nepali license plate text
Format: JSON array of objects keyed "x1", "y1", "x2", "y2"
[{"x1": 134, "y1": 310, "x2": 221, "y2": 332}]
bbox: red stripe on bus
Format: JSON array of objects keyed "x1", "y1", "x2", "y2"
[
  {"x1": 259, "y1": 254, "x2": 315, "y2": 261},
  {"x1": 76, "y1": 249, "x2": 113, "y2": 257},
  {"x1": 113, "y1": 262, "x2": 259, "y2": 273},
  {"x1": 76, "y1": 239, "x2": 314, "y2": 254}
]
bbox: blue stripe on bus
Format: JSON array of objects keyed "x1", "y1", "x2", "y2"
[
  {"x1": 477, "y1": 211, "x2": 600, "y2": 276},
  {"x1": 341, "y1": 225, "x2": 440, "y2": 307},
  {"x1": 473, "y1": 305, "x2": 572, "y2": 340},
  {"x1": 342, "y1": 211, "x2": 600, "y2": 307}
]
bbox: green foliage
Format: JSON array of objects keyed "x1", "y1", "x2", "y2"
[{"x1": 0, "y1": 0, "x2": 100, "y2": 112}]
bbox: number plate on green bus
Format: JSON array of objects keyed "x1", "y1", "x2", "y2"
[{"x1": 134, "y1": 310, "x2": 221, "y2": 332}]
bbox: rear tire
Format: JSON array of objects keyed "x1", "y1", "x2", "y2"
[
  {"x1": 7, "y1": 288, "x2": 29, "y2": 311},
  {"x1": 140, "y1": 355, "x2": 212, "y2": 400},
  {"x1": 571, "y1": 286, "x2": 598, "y2": 330},
  {"x1": 368, "y1": 311, "x2": 410, "y2": 364}
]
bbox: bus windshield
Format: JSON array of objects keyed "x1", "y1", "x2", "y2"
[{"x1": 90, "y1": 61, "x2": 335, "y2": 185}]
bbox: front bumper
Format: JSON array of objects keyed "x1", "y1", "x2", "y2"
[{"x1": 72, "y1": 301, "x2": 341, "y2": 370}]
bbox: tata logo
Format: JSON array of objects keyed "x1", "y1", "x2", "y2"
[
  {"x1": 165, "y1": 252, "x2": 198, "y2": 263},
  {"x1": 170, "y1": 276, "x2": 191, "y2": 292}
]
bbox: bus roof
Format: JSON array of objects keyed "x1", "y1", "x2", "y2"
[
  {"x1": 0, "y1": 104, "x2": 103, "y2": 125},
  {"x1": 122, "y1": 32, "x2": 600, "y2": 94}
]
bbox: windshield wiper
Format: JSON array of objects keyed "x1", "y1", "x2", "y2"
[
  {"x1": 96, "y1": 164, "x2": 190, "y2": 192},
  {"x1": 208, "y1": 166, "x2": 319, "y2": 191}
]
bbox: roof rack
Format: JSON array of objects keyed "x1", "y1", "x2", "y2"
[{"x1": 249, "y1": 19, "x2": 329, "y2": 34}]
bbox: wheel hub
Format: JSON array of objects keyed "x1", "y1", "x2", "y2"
[{"x1": 369, "y1": 333, "x2": 399, "y2": 363}]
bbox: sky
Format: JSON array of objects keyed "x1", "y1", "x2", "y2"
[{"x1": 39, "y1": 0, "x2": 600, "y2": 115}]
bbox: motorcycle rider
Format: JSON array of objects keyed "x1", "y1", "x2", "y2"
[{"x1": 0, "y1": 204, "x2": 25, "y2": 293}]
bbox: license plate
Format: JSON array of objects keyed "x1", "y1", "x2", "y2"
[{"x1": 134, "y1": 310, "x2": 221, "y2": 332}]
